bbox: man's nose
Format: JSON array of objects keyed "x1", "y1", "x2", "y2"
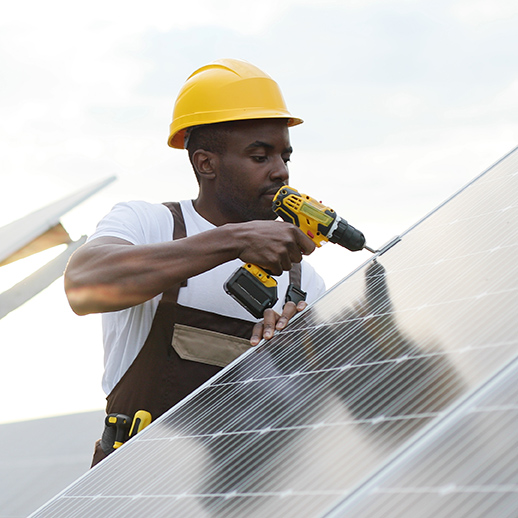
[{"x1": 269, "y1": 156, "x2": 289, "y2": 181}]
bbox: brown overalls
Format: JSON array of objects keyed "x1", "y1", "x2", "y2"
[{"x1": 91, "y1": 202, "x2": 301, "y2": 466}]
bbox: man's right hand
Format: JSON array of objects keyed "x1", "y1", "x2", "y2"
[{"x1": 232, "y1": 220, "x2": 316, "y2": 276}]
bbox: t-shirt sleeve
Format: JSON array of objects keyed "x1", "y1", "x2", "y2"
[{"x1": 87, "y1": 201, "x2": 173, "y2": 246}]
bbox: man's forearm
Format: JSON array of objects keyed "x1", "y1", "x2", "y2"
[
  {"x1": 65, "y1": 219, "x2": 315, "y2": 315},
  {"x1": 64, "y1": 227, "x2": 239, "y2": 315}
]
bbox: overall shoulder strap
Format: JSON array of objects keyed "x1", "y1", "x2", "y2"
[
  {"x1": 286, "y1": 262, "x2": 306, "y2": 305},
  {"x1": 161, "y1": 202, "x2": 188, "y2": 302},
  {"x1": 163, "y1": 201, "x2": 187, "y2": 240},
  {"x1": 289, "y1": 262, "x2": 301, "y2": 289}
]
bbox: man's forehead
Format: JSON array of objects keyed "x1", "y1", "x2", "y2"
[
  {"x1": 226, "y1": 119, "x2": 291, "y2": 147},
  {"x1": 244, "y1": 140, "x2": 293, "y2": 154}
]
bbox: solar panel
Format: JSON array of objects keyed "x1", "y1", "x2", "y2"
[
  {"x1": 0, "y1": 237, "x2": 85, "y2": 320},
  {"x1": 30, "y1": 146, "x2": 518, "y2": 517}
]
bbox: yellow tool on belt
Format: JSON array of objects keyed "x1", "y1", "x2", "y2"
[
  {"x1": 104, "y1": 410, "x2": 152, "y2": 450},
  {"x1": 224, "y1": 186, "x2": 375, "y2": 318},
  {"x1": 128, "y1": 410, "x2": 152, "y2": 439}
]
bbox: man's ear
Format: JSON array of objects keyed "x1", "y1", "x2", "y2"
[{"x1": 191, "y1": 150, "x2": 218, "y2": 180}]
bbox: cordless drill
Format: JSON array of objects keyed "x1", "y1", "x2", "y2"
[{"x1": 224, "y1": 186, "x2": 375, "y2": 318}]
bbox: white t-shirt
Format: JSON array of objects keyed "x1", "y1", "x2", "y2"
[{"x1": 88, "y1": 200, "x2": 326, "y2": 394}]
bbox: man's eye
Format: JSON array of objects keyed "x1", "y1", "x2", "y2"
[
  {"x1": 283, "y1": 156, "x2": 291, "y2": 164},
  {"x1": 252, "y1": 156, "x2": 267, "y2": 162}
]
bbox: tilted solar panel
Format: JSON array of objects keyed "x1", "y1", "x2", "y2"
[{"x1": 31, "y1": 146, "x2": 518, "y2": 517}]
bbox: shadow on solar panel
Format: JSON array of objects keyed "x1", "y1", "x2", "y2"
[{"x1": 31, "y1": 146, "x2": 518, "y2": 518}]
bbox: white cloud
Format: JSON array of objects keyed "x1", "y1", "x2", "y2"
[
  {"x1": 450, "y1": 0, "x2": 518, "y2": 25},
  {"x1": 384, "y1": 92, "x2": 426, "y2": 119},
  {"x1": 3, "y1": 0, "x2": 288, "y2": 35},
  {"x1": 445, "y1": 80, "x2": 518, "y2": 120}
]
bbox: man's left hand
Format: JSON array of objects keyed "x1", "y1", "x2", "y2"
[{"x1": 250, "y1": 300, "x2": 307, "y2": 346}]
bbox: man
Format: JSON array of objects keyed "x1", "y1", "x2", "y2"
[{"x1": 64, "y1": 58, "x2": 326, "y2": 465}]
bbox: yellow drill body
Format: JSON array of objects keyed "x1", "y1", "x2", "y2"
[{"x1": 224, "y1": 185, "x2": 369, "y2": 318}]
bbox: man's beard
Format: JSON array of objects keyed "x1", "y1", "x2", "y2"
[{"x1": 216, "y1": 187, "x2": 277, "y2": 222}]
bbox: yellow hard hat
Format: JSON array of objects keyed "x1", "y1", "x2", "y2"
[{"x1": 168, "y1": 58, "x2": 303, "y2": 149}]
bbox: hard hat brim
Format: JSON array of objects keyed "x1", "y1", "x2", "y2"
[{"x1": 168, "y1": 114, "x2": 303, "y2": 149}]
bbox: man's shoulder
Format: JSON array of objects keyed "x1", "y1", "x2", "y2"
[
  {"x1": 89, "y1": 200, "x2": 174, "y2": 245},
  {"x1": 108, "y1": 200, "x2": 174, "y2": 225},
  {"x1": 115, "y1": 200, "x2": 172, "y2": 215}
]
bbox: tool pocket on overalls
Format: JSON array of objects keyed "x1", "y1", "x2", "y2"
[{"x1": 171, "y1": 323, "x2": 251, "y2": 367}]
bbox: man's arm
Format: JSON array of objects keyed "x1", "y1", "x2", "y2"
[{"x1": 64, "y1": 220, "x2": 316, "y2": 316}]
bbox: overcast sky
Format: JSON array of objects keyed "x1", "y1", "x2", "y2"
[{"x1": 1, "y1": 0, "x2": 517, "y2": 423}]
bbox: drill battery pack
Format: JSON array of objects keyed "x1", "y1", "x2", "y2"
[{"x1": 224, "y1": 264, "x2": 278, "y2": 319}]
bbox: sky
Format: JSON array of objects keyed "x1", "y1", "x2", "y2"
[{"x1": 1, "y1": 0, "x2": 517, "y2": 424}]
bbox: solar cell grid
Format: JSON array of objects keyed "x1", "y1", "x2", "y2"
[
  {"x1": 332, "y1": 357, "x2": 518, "y2": 517},
  {"x1": 31, "y1": 147, "x2": 518, "y2": 517}
]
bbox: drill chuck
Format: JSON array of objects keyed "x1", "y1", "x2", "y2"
[{"x1": 328, "y1": 217, "x2": 366, "y2": 251}]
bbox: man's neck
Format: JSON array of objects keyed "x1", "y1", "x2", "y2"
[{"x1": 192, "y1": 196, "x2": 234, "y2": 227}]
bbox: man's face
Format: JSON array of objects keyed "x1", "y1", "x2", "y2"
[{"x1": 213, "y1": 119, "x2": 292, "y2": 222}]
